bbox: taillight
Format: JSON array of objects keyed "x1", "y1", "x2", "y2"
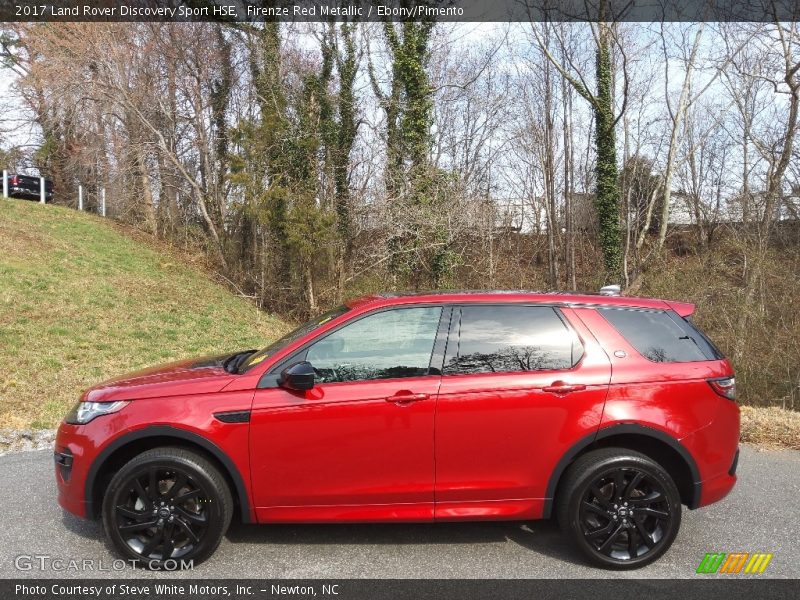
[
  {"x1": 10, "y1": 176, "x2": 18, "y2": 185},
  {"x1": 708, "y1": 377, "x2": 736, "y2": 400}
]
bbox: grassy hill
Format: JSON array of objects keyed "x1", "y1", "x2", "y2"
[{"x1": 0, "y1": 200, "x2": 287, "y2": 429}]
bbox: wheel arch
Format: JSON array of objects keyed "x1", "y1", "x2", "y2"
[
  {"x1": 85, "y1": 425, "x2": 253, "y2": 523},
  {"x1": 543, "y1": 423, "x2": 701, "y2": 518}
]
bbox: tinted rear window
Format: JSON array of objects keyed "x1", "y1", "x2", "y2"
[
  {"x1": 599, "y1": 308, "x2": 722, "y2": 363},
  {"x1": 444, "y1": 305, "x2": 583, "y2": 374}
]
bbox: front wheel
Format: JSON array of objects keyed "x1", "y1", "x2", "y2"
[
  {"x1": 556, "y1": 448, "x2": 682, "y2": 569},
  {"x1": 102, "y1": 447, "x2": 233, "y2": 569}
]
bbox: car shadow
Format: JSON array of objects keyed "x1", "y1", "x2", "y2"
[
  {"x1": 225, "y1": 518, "x2": 587, "y2": 566},
  {"x1": 61, "y1": 511, "x2": 105, "y2": 541},
  {"x1": 59, "y1": 507, "x2": 587, "y2": 568}
]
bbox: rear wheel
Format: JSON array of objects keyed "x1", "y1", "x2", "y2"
[
  {"x1": 556, "y1": 448, "x2": 681, "y2": 569},
  {"x1": 102, "y1": 447, "x2": 232, "y2": 569}
]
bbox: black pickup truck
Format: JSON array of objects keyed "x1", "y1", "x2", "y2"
[{"x1": 6, "y1": 174, "x2": 54, "y2": 202}]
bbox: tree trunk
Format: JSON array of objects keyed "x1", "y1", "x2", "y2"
[
  {"x1": 542, "y1": 43, "x2": 559, "y2": 288},
  {"x1": 657, "y1": 25, "x2": 704, "y2": 251},
  {"x1": 594, "y1": 23, "x2": 622, "y2": 281},
  {"x1": 135, "y1": 140, "x2": 156, "y2": 233},
  {"x1": 562, "y1": 67, "x2": 576, "y2": 290}
]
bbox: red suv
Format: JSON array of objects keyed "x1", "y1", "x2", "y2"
[{"x1": 55, "y1": 291, "x2": 739, "y2": 569}]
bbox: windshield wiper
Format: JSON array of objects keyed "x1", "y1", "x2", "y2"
[
  {"x1": 678, "y1": 334, "x2": 704, "y2": 350},
  {"x1": 223, "y1": 350, "x2": 257, "y2": 374}
]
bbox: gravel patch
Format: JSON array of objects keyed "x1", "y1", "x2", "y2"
[{"x1": 0, "y1": 428, "x2": 56, "y2": 456}]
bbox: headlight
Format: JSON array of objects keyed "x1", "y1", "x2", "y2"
[{"x1": 64, "y1": 401, "x2": 129, "y2": 424}]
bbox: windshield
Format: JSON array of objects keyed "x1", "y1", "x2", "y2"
[{"x1": 237, "y1": 305, "x2": 351, "y2": 373}]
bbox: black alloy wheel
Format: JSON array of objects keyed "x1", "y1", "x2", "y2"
[
  {"x1": 579, "y1": 467, "x2": 674, "y2": 560},
  {"x1": 557, "y1": 448, "x2": 682, "y2": 569},
  {"x1": 114, "y1": 466, "x2": 209, "y2": 560},
  {"x1": 102, "y1": 448, "x2": 232, "y2": 568}
]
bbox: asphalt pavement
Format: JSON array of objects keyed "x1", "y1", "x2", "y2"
[{"x1": 0, "y1": 444, "x2": 797, "y2": 579}]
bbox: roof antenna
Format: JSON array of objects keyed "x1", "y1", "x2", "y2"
[{"x1": 599, "y1": 284, "x2": 621, "y2": 296}]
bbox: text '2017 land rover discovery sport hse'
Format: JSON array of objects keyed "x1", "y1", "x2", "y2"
[{"x1": 55, "y1": 291, "x2": 739, "y2": 569}]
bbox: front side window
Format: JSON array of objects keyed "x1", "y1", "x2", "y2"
[
  {"x1": 444, "y1": 305, "x2": 581, "y2": 375},
  {"x1": 306, "y1": 306, "x2": 443, "y2": 383},
  {"x1": 239, "y1": 305, "x2": 351, "y2": 373},
  {"x1": 599, "y1": 308, "x2": 718, "y2": 363}
]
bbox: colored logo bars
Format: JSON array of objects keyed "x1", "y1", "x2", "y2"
[{"x1": 696, "y1": 553, "x2": 773, "y2": 574}]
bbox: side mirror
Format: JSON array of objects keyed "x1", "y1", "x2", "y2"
[{"x1": 279, "y1": 361, "x2": 316, "y2": 391}]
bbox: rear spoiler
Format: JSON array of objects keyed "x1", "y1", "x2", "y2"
[{"x1": 665, "y1": 301, "x2": 695, "y2": 317}]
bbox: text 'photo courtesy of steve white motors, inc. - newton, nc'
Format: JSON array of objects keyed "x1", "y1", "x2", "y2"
[
  {"x1": 12, "y1": 2, "x2": 464, "y2": 19},
  {"x1": 14, "y1": 583, "x2": 339, "y2": 598}
]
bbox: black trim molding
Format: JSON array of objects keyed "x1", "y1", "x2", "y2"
[
  {"x1": 429, "y1": 306, "x2": 453, "y2": 376},
  {"x1": 214, "y1": 410, "x2": 251, "y2": 423},
  {"x1": 84, "y1": 425, "x2": 253, "y2": 522},
  {"x1": 542, "y1": 423, "x2": 702, "y2": 518}
]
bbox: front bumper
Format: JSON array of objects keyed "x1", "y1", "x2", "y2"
[{"x1": 54, "y1": 422, "x2": 93, "y2": 519}]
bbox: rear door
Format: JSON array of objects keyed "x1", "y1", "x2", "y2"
[{"x1": 434, "y1": 304, "x2": 611, "y2": 520}]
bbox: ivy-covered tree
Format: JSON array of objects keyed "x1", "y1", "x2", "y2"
[
  {"x1": 371, "y1": 20, "x2": 459, "y2": 289},
  {"x1": 532, "y1": 16, "x2": 625, "y2": 281},
  {"x1": 323, "y1": 23, "x2": 360, "y2": 299},
  {"x1": 230, "y1": 23, "x2": 360, "y2": 314},
  {"x1": 593, "y1": 23, "x2": 623, "y2": 278}
]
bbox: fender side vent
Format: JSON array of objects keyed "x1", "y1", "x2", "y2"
[{"x1": 214, "y1": 410, "x2": 251, "y2": 424}]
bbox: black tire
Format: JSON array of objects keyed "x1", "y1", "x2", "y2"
[
  {"x1": 556, "y1": 447, "x2": 681, "y2": 569},
  {"x1": 102, "y1": 447, "x2": 233, "y2": 569}
]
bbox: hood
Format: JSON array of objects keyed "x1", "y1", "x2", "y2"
[{"x1": 82, "y1": 354, "x2": 237, "y2": 403}]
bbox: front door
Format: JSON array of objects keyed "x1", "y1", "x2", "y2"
[{"x1": 250, "y1": 305, "x2": 446, "y2": 522}]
